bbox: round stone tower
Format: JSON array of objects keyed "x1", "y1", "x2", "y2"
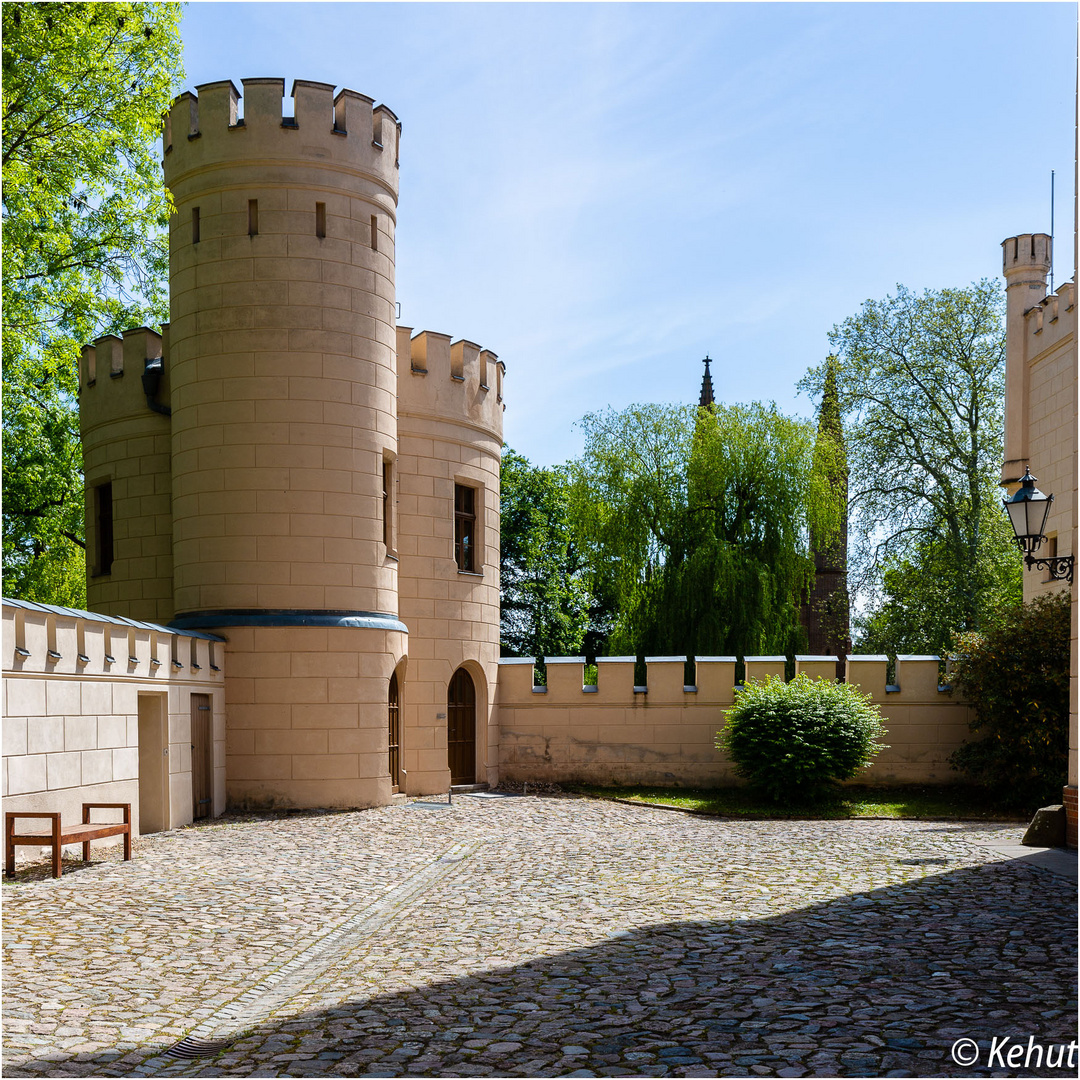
[
  {"x1": 395, "y1": 329, "x2": 505, "y2": 794},
  {"x1": 79, "y1": 327, "x2": 175, "y2": 624},
  {"x1": 164, "y1": 79, "x2": 406, "y2": 809}
]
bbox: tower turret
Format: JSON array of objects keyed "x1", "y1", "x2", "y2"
[
  {"x1": 79, "y1": 327, "x2": 175, "y2": 623},
  {"x1": 395, "y1": 328, "x2": 505, "y2": 793},
  {"x1": 163, "y1": 78, "x2": 406, "y2": 809},
  {"x1": 1001, "y1": 233, "x2": 1052, "y2": 485}
]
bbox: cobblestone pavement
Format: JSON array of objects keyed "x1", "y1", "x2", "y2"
[{"x1": 3, "y1": 795, "x2": 1076, "y2": 1078}]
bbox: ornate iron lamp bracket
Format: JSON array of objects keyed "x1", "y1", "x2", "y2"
[{"x1": 1023, "y1": 553, "x2": 1075, "y2": 585}]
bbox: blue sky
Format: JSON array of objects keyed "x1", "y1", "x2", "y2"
[{"x1": 179, "y1": 2, "x2": 1076, "y2": 466}]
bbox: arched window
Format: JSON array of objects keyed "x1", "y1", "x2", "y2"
[{"x1": 388, "y1": 671, "x2": 401, "y2": 793}]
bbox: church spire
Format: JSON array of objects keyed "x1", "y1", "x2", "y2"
[{"x1": 698, "y1": 355, "x2": 715, "y2": 407}]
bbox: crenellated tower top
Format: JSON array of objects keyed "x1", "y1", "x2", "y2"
[
  {"x1": 1002, "y1": 233, "x2": 1052, "y2": 284},
  {"x1": 163, "y1": 78, "x2": 400, "y2": 199}
]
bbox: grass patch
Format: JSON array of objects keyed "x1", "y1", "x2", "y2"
[{"x1": 567, "y1": 783, "x2": 1028, "y2": 821}]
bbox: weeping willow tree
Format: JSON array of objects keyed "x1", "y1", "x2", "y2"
[{"x1": 570, "y1": 401, "x2": 843, "y2": 658}]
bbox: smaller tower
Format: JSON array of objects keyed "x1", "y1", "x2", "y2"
[
  {"x1": 698, "y1": 355, "x2": 715, "y2": 408},
  {"x1": 79, "y1": 327, "x2": 174, "y2": 623},
  {"x1": 1000, "y1": 234, "x2": 1052, "y2": 485}
]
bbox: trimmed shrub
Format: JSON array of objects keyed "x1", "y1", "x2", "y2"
[
  {"x1": 948, "y1": 591, "x2": 1070, "y2": 808},
  {"x1": 717, "y1": 674, "x2": 888, "y2": 802}
]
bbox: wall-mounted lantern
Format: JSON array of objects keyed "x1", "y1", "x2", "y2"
[{"x1": 1002, "y1": 467, "x2": 1074, "y2": 584}]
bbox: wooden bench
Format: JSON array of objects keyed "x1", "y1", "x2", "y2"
[{"x1": 5, "y1": 803, "x2": 132, "y2": 879}]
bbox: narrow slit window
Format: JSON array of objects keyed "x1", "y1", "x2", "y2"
[
  {"x1": 192, "y1": 206, "x2": 200, "y2": 244},
  {"x1": 370, "y1": 214, "x2": 378, "y2": 251},
  {"x1": 382, "y1": 461, "x2": 392, "y2": 550},
  {"x1": 454, "y1": 484, "x2": 476, "y2": 572},
  {"x1": 315, "y1": 202, "x2": 326, "y2": 239},
  {"x1": 248, "y1": 199, "x2": 259, "y2": 236},
  {"x1": 95, "y1": 482, "x2": 114, "y2": 576}
]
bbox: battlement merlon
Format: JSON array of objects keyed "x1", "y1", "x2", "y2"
[
  {"x1": 162, "y1": 78, "x2": 400, "y2": 196},
  {"x1": 401, "y1": 328, "x2": 503, "y2": 385},
  {"x1": 79, "y1": 327, "x2": 170, "y2": 410},
  {"x1": 396, "y1": 327, "x2": 506, "y2": 439}
]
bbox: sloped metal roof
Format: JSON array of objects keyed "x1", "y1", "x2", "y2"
[{"x1": 2, "y1": 597, "x2": 224, "y2": 642}]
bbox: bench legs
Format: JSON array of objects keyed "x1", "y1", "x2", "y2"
[
  {"x1": 52, "y1": 816, "x2": 62, "y2": 879},
  {"x1": 5, "y1": 806, "x2": 131, "y2": 878}
]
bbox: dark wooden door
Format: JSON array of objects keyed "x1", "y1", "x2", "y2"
[
  {"x1": 447, "y1": 668, "x2": 476, "y2": 785},
  {"x1": 388, "y1": 671, "x2": 401, "y2": 793},
  {"x1": 190, "y1": 694, "x2": 212, "y2": 820}
]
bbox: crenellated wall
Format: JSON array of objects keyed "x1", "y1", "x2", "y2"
[
  {"x1": 2, "y1": 599, "x2": 226, "y2": 864},
  {"x1": 395, "y1": 327, "x2": 504, "y2": 794},
  {"x1": 496, "y1": 654, "x2": 974, "y2": 788}
]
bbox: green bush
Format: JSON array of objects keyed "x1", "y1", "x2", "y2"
[
  {"x1": 717, "y1": 674, "x2": 888, "y2": 802},
  {"x1": 948, "y1": 591, "x2": 1071, "y2": 808}
]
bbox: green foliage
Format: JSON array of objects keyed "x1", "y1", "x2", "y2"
[
  {"x1": 2, "y1": 2, "x2": 183, "y2": 603},
  {"x1": 569, "y1": 401, "x2": 843, "y2": 657},
  {"x1": 500, "y1": 448, "x2": 593, "y2": 658},
  {"x1": 718, "y1": 675, "x2": 888, "y2": 802},
  {"x1": 948, "y1": 592, "x2": 1071, "y2": 807},
  {"x1": 859, "y1": 500, "x2": 1023, "y2": 655},
  {"x1": 800, "y1": 281, "x2": 1022, "y2": 653},
  {"x1": 805, "y1": 356, "x2": 852, "y2": 653}
]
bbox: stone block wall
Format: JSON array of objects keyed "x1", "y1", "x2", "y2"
[{"x1": 2, "y1": 601, "x2": 225, "y2": 865}]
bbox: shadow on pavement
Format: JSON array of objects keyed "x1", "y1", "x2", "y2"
[{"x1": 5, "y1": 855, "x2": 1075, "y2": 1079}]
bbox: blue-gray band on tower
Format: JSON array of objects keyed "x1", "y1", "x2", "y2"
[{"x1": 169, "y1": 609, "x2": 409, "y2": 633}]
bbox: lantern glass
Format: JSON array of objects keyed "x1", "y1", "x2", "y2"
[{"x1": 1002, "y1": 469, "x2": 1054, "y2": 550}]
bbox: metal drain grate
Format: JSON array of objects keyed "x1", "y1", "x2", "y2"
[{"x1": 167, "y1": 1036, "x2": 234, "y2": 1059}]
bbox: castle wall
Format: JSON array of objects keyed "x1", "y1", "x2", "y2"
[
  {"x1": 1001, "y1": 233, "x2": 1077, "y2": 844},
  {"x1": 1016, "y1": 282, "x2": 1076, "y2": 604},
  {"x1": 79, "y1": 329, "x2": 174, "y2": 624},
  {"x1": 496, "y1": 655, "x2": 973, "y2": 788},
  {"x1": 2, "y1": 600, "x2": 225, "y2": 865},
  {"x1": 395, "y1": 329, "x2": 504, "y2": 794}
]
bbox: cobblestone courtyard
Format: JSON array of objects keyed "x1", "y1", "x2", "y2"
[{"x1": 2, "y1": 795, "x2": 1076, "y2": 1078}]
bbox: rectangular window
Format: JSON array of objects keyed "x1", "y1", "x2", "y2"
[
  {"x1": 1043, "y1": 534, "x2": 1058, "y2": 581},
  {"x1": 248, "y1": 199, "x2": 259, "y2": 236},
  {"x1": 370, "y1": 214, "x2": 378, "y2": 251},
  {"x1": 315, "y1": 202, "x2": 326, "y2": 239},
  {"x1": 95, "y1": 482, "x2": 114, "y2": 576},
  {"x1": 192, "y1": 206, "x2": 200, "y2": 244},
  {"x1": 454, "y1": 484, "x2": 476, "y2": 572}
]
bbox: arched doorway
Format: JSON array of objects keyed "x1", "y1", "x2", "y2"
[
  {"x1": 447, "y1": 668, "x2": 476, "y2": 785},
  {"x1": 388, "y1": 671, "x2": 401, "y2": 794}
]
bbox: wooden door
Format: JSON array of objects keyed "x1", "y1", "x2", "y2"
[
  {"x1": 190, "y1": 694, "x2": 213, "y2": 820},
  {"x1": 388, "y1": 671, "x2": 401, "y2": 793},
  {"x1": 447, "y1": 668, "x2": 476, "y2": 785}
]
